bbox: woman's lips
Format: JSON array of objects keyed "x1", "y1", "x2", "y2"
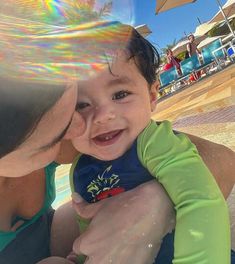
[{"x1": 93, "y1": 130, "x2": 123, "y2": 146}]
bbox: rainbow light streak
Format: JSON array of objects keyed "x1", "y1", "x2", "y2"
[
  {"x1": 0, "y1": 0, "x2": 134, "y2": 83},
  {"x1": 42, "y1": 0, "x2": 66, "y2": 19}
]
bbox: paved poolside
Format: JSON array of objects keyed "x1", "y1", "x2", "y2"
[{"x1": 153, "y1": 64, "x2": 235, "y2": 151}]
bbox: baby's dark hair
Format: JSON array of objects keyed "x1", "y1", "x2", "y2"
[
  {"x1": 101, "y1": 22, "x2": 160, "y2": 85},
  {"x1": 126, "y1": 26, "x2": 160, "y2": 85}
]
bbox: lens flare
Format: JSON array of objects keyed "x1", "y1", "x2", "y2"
[{"x1": 0, "y1": 0, "x2": 134, "y2": 84}]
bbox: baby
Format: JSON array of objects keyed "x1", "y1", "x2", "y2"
[{"x1": 70, "y1": 24, "x2": 230, "y2": 264}]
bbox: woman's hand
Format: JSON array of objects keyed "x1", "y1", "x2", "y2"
[{"x1": 72, "y1": 181, "x2": 175, "y2": 264}]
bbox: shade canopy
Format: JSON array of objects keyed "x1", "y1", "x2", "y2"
[
  {"x1": 155, "y1": 0, "x2": 235, "y2": 37},
  {"x1": 209, "y1": 0, "x2": 235, "y2": 23},
  {"x1": 197, "y1": 35, "x2": 225, "y2": 49},
  {"x1": 194, "y1": 22, "x2": 218, "y2": 36},
  {"x1": 156, "y1": 0, "x2": 196, "y2": 14}
]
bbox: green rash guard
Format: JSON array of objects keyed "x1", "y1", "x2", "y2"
[
  {"x1": 137, "y1": 120, "x2": 230, "y2": 263},
  {"x1": 71, "y1": 120, "x2": 230, "y2": 264}
]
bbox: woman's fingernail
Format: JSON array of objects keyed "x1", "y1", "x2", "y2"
[{"x1": 71, "y1": 192, "x2": 83, "y2": 203}]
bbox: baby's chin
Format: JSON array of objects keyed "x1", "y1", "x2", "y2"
[{"x1": 88, "y1": 149, "x2": 126, "y2": 162}]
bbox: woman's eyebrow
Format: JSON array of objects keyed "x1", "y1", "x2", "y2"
[{"x1": 37, "y1": 118, "x2": 73, "y2": 151}]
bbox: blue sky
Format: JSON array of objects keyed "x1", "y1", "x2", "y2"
[{"x1": 132, "y1": 0, "x2": 227, "y2": 51}]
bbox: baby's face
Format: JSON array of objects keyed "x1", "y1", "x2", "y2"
[{"x1": 72, "y1": 52, "x2": 156, "y2": 161}]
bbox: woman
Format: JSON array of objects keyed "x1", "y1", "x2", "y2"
[
  {"x1": 166, "y1": 49, "x2": 182, "y2": 76},
  {"x1": 0, "y1": 78, "x2": 234, "y2": 264},
  {"x1": 0, "y1": 79, "x2": 85, "y2": 263}
]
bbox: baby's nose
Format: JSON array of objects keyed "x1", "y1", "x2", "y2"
[{"x1": 93, "y1": 105, "x2": 116, "y2": 125}]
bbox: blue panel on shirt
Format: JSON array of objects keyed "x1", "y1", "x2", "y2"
[{"x1": 73, "y1": 140, "x2": 153, "y2": 203}]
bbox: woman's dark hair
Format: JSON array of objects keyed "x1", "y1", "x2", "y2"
[
  {"x1": 0, "y1": 79, "x2": 64, "y2": 158},
  {"x1": 126, "y1": 26, "x2": 160, "y2": 85}
]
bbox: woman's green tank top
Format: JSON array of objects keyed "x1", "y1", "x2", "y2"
[{"x1": 0, "y1": 162, "x2": 58, "y2": 251}]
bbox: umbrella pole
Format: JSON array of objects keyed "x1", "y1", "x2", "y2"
[{"x1": 216, "y1": 0, "x2": 235, "y2": 37}]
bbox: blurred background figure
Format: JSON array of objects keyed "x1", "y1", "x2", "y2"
[
  {"x1": 186, "y1": 34, "x2": 201, "y2": 57},
  {"x1": 165, "y1": 48, "x2": 182, "y2": 75}
]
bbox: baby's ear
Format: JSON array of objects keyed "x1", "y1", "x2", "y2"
[{"x1": 150, "y1": 81, "x2": 159, "y2": 112}]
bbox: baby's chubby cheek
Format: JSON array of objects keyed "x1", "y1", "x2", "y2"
[{"x1": 71, "y1": 134, "x2": 88, "y2": 153}]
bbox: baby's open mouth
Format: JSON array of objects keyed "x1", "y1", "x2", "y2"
[{"x1": 93, "y1": 130, "x2": 123, "y2": 145}]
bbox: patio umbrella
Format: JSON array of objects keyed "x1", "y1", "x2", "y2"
[
  {"x1": 194, "y1": 22, "x2": 218, "y2": 36},
  {"x1": 155, "y1": 0, "x2": 196, "y2": 14},
  {"x1": 171, "y1": 34, "x2": 206, "y2": 55},
  {"x1": 135, "y1": 24, "x2": 152, "y2": 37},
  {"x1": 155, "y1": 0, "x2": 235, "y2": 37},
  {"x1": 209, "y1": 0, "x2": 235, "y2": 23}
]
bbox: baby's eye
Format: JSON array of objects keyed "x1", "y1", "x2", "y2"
[
  {"x1": 112, "y1": 90, "x2": 131, "y2": 100},
  {"x1": 76, "y1": 102, "x2": 90, "y2": 111}
]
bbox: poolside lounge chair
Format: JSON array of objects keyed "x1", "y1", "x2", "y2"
[
  {"x1": 159, "y1": 66, "x2": 179, "y2": 91},
  {"x1": 227, "y1": 46, "x2": 235, "y2": 61},
  {"x1": 180, "y1": 54, "x2": 201, "y2": 76},
  {"x1": 201, "y1": 38, "x2": 225, "y2": 66}
]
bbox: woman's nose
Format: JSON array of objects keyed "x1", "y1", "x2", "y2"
[{"x1": 63, "y1": 112, "x2": 86, "y2": 140}]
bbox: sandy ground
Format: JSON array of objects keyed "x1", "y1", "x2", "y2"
[{"x1": 153, "y1": 64, "x2": 235, "y2": 249}]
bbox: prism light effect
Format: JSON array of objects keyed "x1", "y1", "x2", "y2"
[{"x1": 0, "y1": 0, "x2": 134, "y2": 83}]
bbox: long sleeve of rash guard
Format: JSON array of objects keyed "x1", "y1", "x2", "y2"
[{"x1": 137, "y1": 120, "x2": 230, "y2": 264}]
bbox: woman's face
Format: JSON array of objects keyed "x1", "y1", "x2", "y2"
[
  {"x1": 167, "y1": 50, "x2": 173, "y2": 56},
  {"x1": 0, "y1": 85, "x2": 85, "y2": 177}
]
